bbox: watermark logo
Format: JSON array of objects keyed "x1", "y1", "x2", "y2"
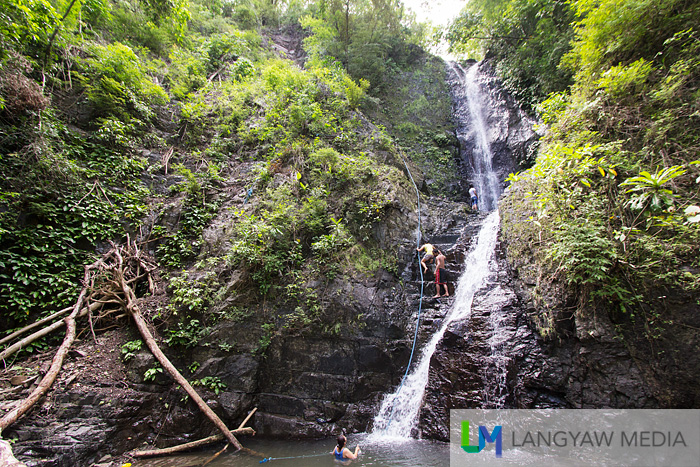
[
  {"x1": 451, "y1": 409, "x2": 700, "y2": 467},
  {"x1": 461, "y1": 420, "x2": 502, "y2": 457}
]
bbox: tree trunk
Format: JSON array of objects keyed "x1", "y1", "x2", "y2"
[
  {"x1": 112, "y1": 247, "x2": 242, "y2": 450},
  {"x1": 0, "y1": 270, "x2": 89, "y2": 433}
]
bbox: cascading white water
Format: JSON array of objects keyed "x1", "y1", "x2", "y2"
[
  {"x1": 371, "y1": 61, "x2": 512, "y2": 440},
  {"x1": 450, "y1": 62, "x2": 502, "y2": 211},
  {"x1": 481, "y1": 290, "x2": 513, "y2": 408},
  {"x1": 371, "y1": 210, "x2": 501, "y2": 439}
]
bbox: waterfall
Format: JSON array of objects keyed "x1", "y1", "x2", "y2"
[
  {"x1": 371, "y1": 210, "x2": 501, "y2": 439},
  {"x1": 450, "y1": 62, "x2": 503, "y2": 211},
  {"x1": 371, "y1": 60, "x2": 513, "y2": 440}
]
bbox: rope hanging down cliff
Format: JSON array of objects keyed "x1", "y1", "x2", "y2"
[{"x1": 385, "y1": 148, "x2": 426, "y2": 427}]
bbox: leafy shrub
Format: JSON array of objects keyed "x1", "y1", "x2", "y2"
[
  {"x1": 167, "y1": 47, "x2": 208, "y2": 99},
  {"x1": 77, "y1": 42, "x2": 169, "y2": 119},
  {"x1": 168, "y1": 271, "x2": 218, "y2": 314},
  {"x1": 121, "y1": 340, "x2": 143, "y2": 362},
  {"x1": 231, "y1": 57, "x2": 255, "y2": 81},
  {"x1": 192, "y1": 375, "x2": 226, "y2": 394},
  {"x1": 144, "y1": 365, "x2": 163, "y2": 381},
  {"x1": 165, "y1": 318, "x2": 207, "y2": 348}
]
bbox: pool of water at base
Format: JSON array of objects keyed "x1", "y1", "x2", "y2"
[{"x1": 131, "y1": 434, "x2": 449, "y2": 467}]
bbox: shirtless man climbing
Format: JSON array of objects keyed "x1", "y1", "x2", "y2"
[{"x1": 433, "y1": 250, "x2": 449, "y2": 298}]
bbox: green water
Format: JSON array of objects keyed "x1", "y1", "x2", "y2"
[{"x1": 132, "y1": 433, "x2": 449, "y2": 467}]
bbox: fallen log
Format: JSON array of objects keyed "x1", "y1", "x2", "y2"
[
  {"x1": 0, "y1": 306, "x2": 72, "y2": 346},
  {"x1": 0, "y1": 262, "x2": 93, "y2": 433},
  {"x1": 113, "y1": 245, "x2": 243, "y2": 451},
  {"x1": 129, "y1": 427, "x2": 255, "y2": 458},
  {"x1": 0, "y1": 302, "x2": 100, "y2": 362}
]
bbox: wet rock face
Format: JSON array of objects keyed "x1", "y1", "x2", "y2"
[
  {"x1": 249, "y1": 198, "x2": 481, "y2": 438},
  {"x1": 420, "y1": 232, "x2": 569, "y2": 441},
  {"x1": 447, "y1": 60, "x2": 541, "y2": 194}
]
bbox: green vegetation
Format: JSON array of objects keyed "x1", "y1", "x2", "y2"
[
  {"x1": 121, "y1": 339, "x2": 143, "y2": 361},
  {"x1": 447, "y1": 0, "x2": 576, "y2": 109},
  {"x1": 0, "y1": 0, "x2": 448, "y2": 356},
  {"x1": 453, "y1": 0, "x2": 700, "y2": 336},
  {"x1": 192, "y1": 375, "x2": 226, "y2": 394}
]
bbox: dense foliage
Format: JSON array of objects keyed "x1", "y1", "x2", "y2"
[
  {"x1": 454, "y1": 0, "x2": 700, "y2": 335},
  {"x1": 446, "y1": 0, "x2": 577, "y2": 109},
  {"x1": 0, "y1": 0, "x2": 447, "y2": 356}
]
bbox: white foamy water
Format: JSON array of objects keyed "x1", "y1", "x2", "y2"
[
  {"x1": 371, "y1": 60, "x2": 516, "y2": 440},
  {"x1": 449, "y1": 62, "x2": 503, "y2": 211},
  {"x1": 371, "y1": 210, "x2": 501, "y2": 440}
]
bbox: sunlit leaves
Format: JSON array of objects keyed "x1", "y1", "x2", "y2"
[
  {"x1": 596, "y1": 59, "x2": 652, "y2": 98},
  {"x1": 77, "y1": 42, "x2": 169, "y2": 119},
  {"x1": 0, "y1": 0, "x2": 60, "y2": 53},
  {"x1": 620, "y1": 165, "x2": 686, "y2": 211}
]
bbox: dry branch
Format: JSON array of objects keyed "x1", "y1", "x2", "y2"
[
  {"x1": 237, "y1": 407, "x2": 257, "y2": 430},
  {"x1": 0, "y1": 302, "x2": 100, "y2": 362},
  {"x1": 0, "y1": 240, "x2": 247, "y2": 462},
  {"x1": 199, "y1": 406, "x2": 260, "y2": 465},
  {"x1": 0, "y1": 306, "x2": 72, "y2": 346},
  {"x1": 0, "y1": 259, "x2": 98, "y2": 433},
  {"x1": 129, "y1": 427, "x2": 255, "y2": 458},
  {"x1": 161, "y1": 147, "x2": 174, "y2": 174},
  {"x1": 112, "y1": 243, "x2": 243, "y2": 450}
]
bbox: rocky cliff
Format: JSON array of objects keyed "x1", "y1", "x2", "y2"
[{"x1": 6, "y1": 52, "x2": 696, "y2": 467}]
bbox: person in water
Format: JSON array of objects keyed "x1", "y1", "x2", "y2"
[
  {"x1": 433, "y1": 250, "x2": 449, "y2": 298},
  {"x1": 416, "y1": 242, "x2": 435, "y2": 274},
  {"x1": 332, "y1": 434, "x2": 360, "y2": 460}
]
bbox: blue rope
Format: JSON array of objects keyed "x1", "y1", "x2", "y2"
[
  {"x1": 385, "y1": 148, "x2": 425, "y2": 427},
  {"x1": 259, "y1": 453, "x2": 328, "y2": 463}
]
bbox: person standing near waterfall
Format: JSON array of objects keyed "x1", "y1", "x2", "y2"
[
  {"x1": 433, "y1": 250, "x2": 449, "y2": 298},
  {"x1": 332, "y1": 434, "x2": 360, "y2": 461},
  {"x1": 469, "y1": 184, "x2": 478, "y2": 211}
]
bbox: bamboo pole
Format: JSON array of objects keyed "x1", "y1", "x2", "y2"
[
  {"x1": 0, "y1": 263, "x2": 93, "y2": 433},
  {"x1": 129, "y1": 427, "x2": 255, "y2": 458},
  {"x1": 0, "y1": 302, "x2": 100, "y2": 362}
]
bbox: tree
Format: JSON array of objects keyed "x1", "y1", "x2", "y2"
[{"x1": 447, "y1": 0, "x2": 577, "y2": 109}]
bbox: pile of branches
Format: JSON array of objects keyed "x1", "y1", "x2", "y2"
[{"x1": 0, "y1": 238, "x2": 253, "y2": 465}]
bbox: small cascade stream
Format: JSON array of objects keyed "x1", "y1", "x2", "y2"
[
  {"x1": 371, "y1": 61, "x2": 512, "y2": 440},
  {"x1": 449, "y1": 62, "x2": 502, "y2": 211},
  {"x1": 371, "y1": 211, "x2": 501, "y2": 439}
]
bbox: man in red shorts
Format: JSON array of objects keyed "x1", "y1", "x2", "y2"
[{"x1": 433, "y1": 250, "x2": 449, "y2": 298}]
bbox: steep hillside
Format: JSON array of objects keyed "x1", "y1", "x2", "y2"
[{"x1": 0, "y1": 0, "x2": 470, "y2": 463}]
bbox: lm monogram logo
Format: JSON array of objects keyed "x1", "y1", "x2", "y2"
[{"x1": 461, "y1": 420, "x2": 502, "y2": 458}]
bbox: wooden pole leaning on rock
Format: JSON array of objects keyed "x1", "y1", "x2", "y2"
[
  {"x1": 129, "y1": 428, "x2": 255, "y2": 458},
  {"x1": 130, "y1": 408, "x2": 258, "y2": 459},
  {"x1": 200, "y1": 407, "x2": 259, "y2": 466},
  {"x1": 112, "y1": 243, "x2": 243, "y2": 451}
]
